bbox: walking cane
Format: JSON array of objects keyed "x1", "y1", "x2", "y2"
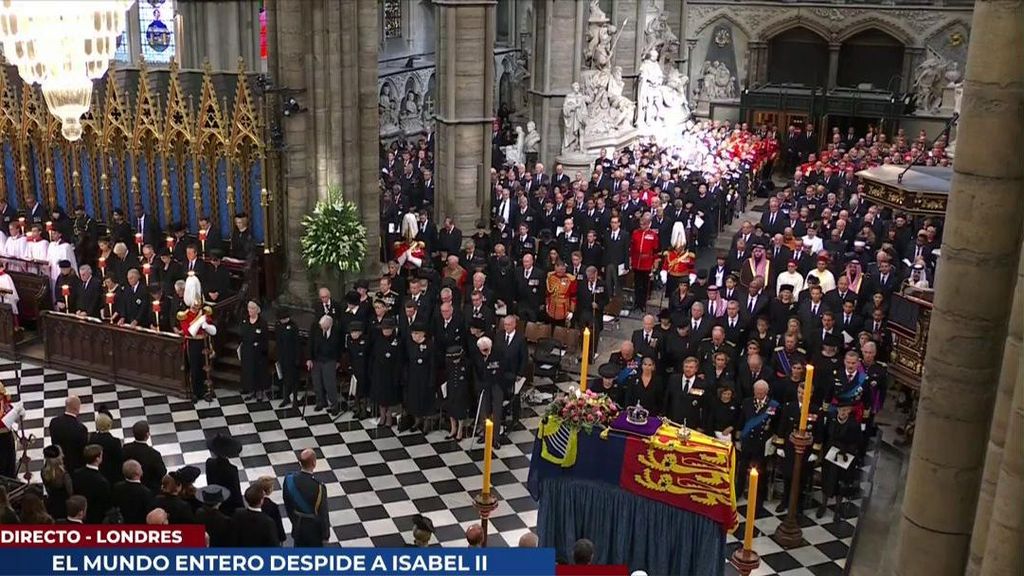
[{"x1": 469, "y1": 389, "x2": 486, "y2": 447}]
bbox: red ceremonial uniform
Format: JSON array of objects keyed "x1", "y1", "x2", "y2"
[
  {"x1": 393, "y1": 240, "x2": 426, "y2": 270},
  {"x1": 630, "y1": 227, "x2": 659, "y2": 273}
]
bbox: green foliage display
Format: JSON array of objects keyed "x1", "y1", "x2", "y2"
[{"x1": 300, "y1": 187, "x2": 367, "y2": 272}]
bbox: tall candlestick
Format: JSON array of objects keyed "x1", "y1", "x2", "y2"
[
  {"x1": 482, "y1": 419, "x2": 494, "y2": 495},
  {"x1": 579, "y1": 327, "x2": 591, "y2": 392},
  {"x1": 799, "y1": 364, "x2": 815, "y2": 431},
  {"x1": 744, "y1": 468, "x2": 759, "y2": 550}
]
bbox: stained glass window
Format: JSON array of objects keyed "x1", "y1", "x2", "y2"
[
  {"x1": 383, "y1": 0, "x2": 402, "y2": 40},
  {"x1": 139, "y1": 0, "x2": 176, "y2": 63}
]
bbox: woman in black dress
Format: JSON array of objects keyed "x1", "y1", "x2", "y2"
[
  {"x1": 403, "y1": 324, "x2": 437, "y2": 431},
  {"x1": 239, "y1": 300, "x2": 269, "y2": 402},
  {"x1": 706, "y1": 384, "x2": 740, "y2": 438},
  {"x1": 444, "y1": 346, "x2": 472, "y2": 440},
  {"x1": 818, "y1": 402, "x2": 863, "y2": 519},
  {"x1": 371, "y1": 318, "x2": 403, "y2": 427},
  {"x1": 625, "y1": 357, "x2": 664, "y2": 416},
  {"x1": 346, "y1": 322, "x2": 371, "y2": 419}
]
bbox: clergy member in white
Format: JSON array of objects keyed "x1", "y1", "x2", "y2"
[
  {"x1": 25, "y1": 227, "x2": 49, "y2": 261},
  {"x1": 0, "y1": 263, "x2": 20, "y2": 319},
  {"x1": 46, "y1": 230, "x2": 78, "y2": 294},
  {"x1": 4, "y1": 222, "x2": 26, "y2": 270}
]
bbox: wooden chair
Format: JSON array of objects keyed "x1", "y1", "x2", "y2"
[
  {"x1": 552, "y1": 325, "x2": 581, "y2": 366},
  {"x1": 525, "y1": 321, "x2": 553, "y2": 345}
]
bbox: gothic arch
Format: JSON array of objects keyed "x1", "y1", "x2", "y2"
[
  {"x1": 758, "y1": 17, "x2": 834, "y2": 45},
  {"x1": 837, "y1": 18, "x2": 914, "y2": 48},
  {"x1": 693, "y1": 12, "x2": 755, "y2": 42}
]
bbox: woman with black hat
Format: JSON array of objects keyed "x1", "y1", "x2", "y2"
[
  {"x1": 239, "y1": 300, "x2": 270, "y2": 402},
  {"x1": 817, "y1": 400, "x2": 863, "y2": 519},
  {"x1": 443, "y1": 346, "x2": 471, "y2": 441},
  {"x1": 195, "y1": 484, "x2": 233, "y2": 547},
  {"x1": 155, "y1": 472, "x2": 196, "y2": 524},
  {"x1": 41, "y1": 445, "x2": 72, "y2": 521},
  {"x1": 371, "y1": 317, "x2": 403, "y2": 427},
  {"x1": 346, "y1": 321, "x2": 371, "y2": 419},
  {"x1": 205, "y1": 433, "x2": 244, "y2": 516},
  {"x1": 403, "y1": 324, "x2": 436, "y2": 432},
  {"x1": 175, "y1": 465, "x2": 203, "y2": 514}
]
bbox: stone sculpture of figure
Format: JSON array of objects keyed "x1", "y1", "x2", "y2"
[
  {"x1": 524, "y1": 121, "x2": 541, "y2": 154},
  {"x1": 699, "y1": 60, "x2": 716, "y2": 101},
  {"x1": 643, "y1": 2, "x2": 679, "y2": 64},
  {"x1": 659, "y1": 68, "x2": 690, "y2": 125},
  {"x1": 401, "y1": 90, "x2": 421, "y2": 118},
  {"x1": 584, "y1": 0, "x2": 617, "y2": 72},
  {"x1": 607, "y1": 66, "x2": 635, "y2": 130},
  {"x1": 562, "y1": 82, "x2": 587, "y2": 153},
  {"x1": 637, "y1": 49, "x2": 664, "y2": 127},
  {"x1": 504, "y1": 126, "x2": 526, "y2": 166},
  {"x1": 713, "y1": 62, "x2": 733, "y2": 100},
  {"x1": 913, "y1": 51, "x2": 949, "y2": 113},
  {"x1": 379, "y1": 83, "x2": 399, "y2": 127}
]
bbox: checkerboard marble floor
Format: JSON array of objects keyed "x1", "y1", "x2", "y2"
[{"x1": 2, "y1": 360, "x2": 877, "y2": 574}]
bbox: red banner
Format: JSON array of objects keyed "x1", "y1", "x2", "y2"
[
  {"x1": 619, "y1": 431, "x2": 738, "y2": 532},
  {"x1": 0, "y1": 525, "x2": 205, "y2": 547}
]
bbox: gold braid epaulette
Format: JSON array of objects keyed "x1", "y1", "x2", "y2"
[{"x1": 176, "y1": 310, "x2": 187, "y2": 321}]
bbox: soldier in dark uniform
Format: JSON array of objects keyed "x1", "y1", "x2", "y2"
[
  {"x1": 275, "y1": 309, "x2": 301, "y2": 409},
  {"x1": 283, "y1": 449, "x2": 330, "y2": 547},
  {"x1": 371, "y1": 318, "x2": 403, "y2": 427},
  {"x1": 664, "y1": 357, "x2": 709, "y2": 431},
  {"x1": 576, "y1": 266, "x2": 608, "y2": 361},
  {"x1": 515, "y1": 253, "x2": 544, "y2": 321},
  {"x1": 374, "y1": 277, "x2": 401, "y2": 318},
  {"x1": 736, "y1": 379, "x2": 778, "y2": 502},
  {"x1": 817, "y1": 401, "x2": 863, "y2": 519},
  {"x1": 473, "y1": 336, "x2": 504, "y2": 451},
  {"x1": 774, "y1": 380, "x2": 823, "y2": 513},
  {"x1": 812, "y1": 333, "x2": 844, "y2": 406},
  {"x1": 772, "y1": 333, "x2": 807, "y2": 380},
  {"x1": 443, "y1": 346, "x2": 472, "y2": 441},
  {"x1": 403, "y1": 324, "x2": 437, "y2": 432},
  {"x1": 860, "y1": 340, "x2": 887, "y2": 438},
  {"x1": 696, "y1": 326, "x2": 738, "y2": 371}
]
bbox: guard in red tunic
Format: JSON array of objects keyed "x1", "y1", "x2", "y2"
[
  {"x1": 178, "y1": 275, "x2": 217, "y2": 401},
  {"x1": 545, "y1": 260, "x2": 577, "y2": 326},
  {"x1": 655, "y1": 222, "x2": 696, "y2": 297},
  {"x1": 394, "y1": 212, "x2": 426, "y2": 271},
  {"x1": 629, "y1": 213, "x2": 659, "y2": 314}
]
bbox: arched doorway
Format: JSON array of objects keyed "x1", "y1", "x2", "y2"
[
  {"x1": 767, "y1": 27, "x2": 829, "y2": 87},
  {"x1": 838, "y1": 29, "x2": 905, "y2": 90}
]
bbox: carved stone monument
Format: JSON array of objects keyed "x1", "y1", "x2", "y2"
[{"x1": 636, "y1": 1, "x2": 690, "y2": 143}]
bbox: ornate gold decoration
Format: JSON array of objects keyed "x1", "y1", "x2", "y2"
[
  {"x1": 194, "y1": 59, "x2": 228, "y2": 226},
  {"x1": 162, "y1": 57, "x2": 193, "y2": 225},
  {"x1": 949, "y1": 31, "x2": 964, "y2": 47},
  {"x1": 103, "y1": 73, "x2": 133, "y2": 220}
]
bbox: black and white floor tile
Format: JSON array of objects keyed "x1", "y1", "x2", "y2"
[{"x1": 1, "y1": 360, "x2": 877, "y2": 573}]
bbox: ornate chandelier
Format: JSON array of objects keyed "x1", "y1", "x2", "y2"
[{"x1": 0, "y1": 1, "x2": 134, "y2": 141}]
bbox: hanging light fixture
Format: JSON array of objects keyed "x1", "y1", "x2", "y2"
[{"x1": 0, "y1": 1, "x2": 134, "y2": 141}]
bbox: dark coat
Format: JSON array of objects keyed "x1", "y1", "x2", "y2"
[
  {"x1": 204, "y1": 457, "x2": 244, "y2": 516},
  {"x1": 231, "y1": 508, "x2": 280, "y2": 547},
  {"x1": 196, "y1": 505, "x2": 234, "y2": 547},
  {"x1": 88, "y1": 431, "x2": 124, "y2": 487},
  {"x1": 111, "y1": 480, "x2": 155, "y2": 524},
  {"x1": 70, "y1": 466, "x2": 111, "y2": 524},
  {"x1": 49, "y1": 414, "x2": 88, "y2": 472},
  {"x1": 121, "y1": 441, "x2": 166, "y2": 494}
]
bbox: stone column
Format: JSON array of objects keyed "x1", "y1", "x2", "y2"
[
  {"x1": 179, "y1": 0, "x2": 262, "y2": 70},
  {"x1": 270, "y1": 0, "x2": 380, "y2": 302},
  {"x1": 434, "y1": 0, "x2": 496, "y2": 229},
  {"x1": 529, "y1": 0, "x2": 586, "y2": 169},
  {"x1": 894, "y1": 1, "x2": 1024, "y2": 575},
  {"x1": 967, "y1": 243, "x2": 1024, "y2": 576},
  {"x1": 827, "y1": 43, "x2": 840, "y2": 90},
  {"x1": 978, "y1": 349, "x2": 1024, "y2": 576}
]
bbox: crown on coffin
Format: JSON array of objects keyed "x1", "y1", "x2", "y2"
[{"x1": 626, "y1": 401, "x2": 649, "y2": 426}]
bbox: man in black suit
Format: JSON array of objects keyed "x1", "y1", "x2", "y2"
[
  {"x1": 122, "y1": 420, "x2": 167, "y2": 494},
  {"x1": 24, "y1": 196, "x2": 47, "y2": 226},
  {"x1": 825, "y1": 275, "x2": 857, "y2": 313},
  {"x1": 552, "y1": 163, "x2": 571, "y2": 190},
  {"x1": 515, "y1": 253, "x2": 544, "y2": 321},
  {"x1": 741, "y1": 278, "x2": 771, "y2": 321},
  {"x1": 493, "y1": 315, "x2": 527, "y2": 441},
  {"x1": 73, "y1": 264, "x2": 103, "y2": 318},
  {"x1": 48, "y1": 396, "x2": 88, "y2": 472},
  {"x1": 718, "y1": 300, "x2": 749, "y2": 347},
  {"x1": 463, "y1": 289, "x2": 496, "y2": 334},
  {"x1": 112, "y1": 459, "x2": 156, "y2": 524},
  {"x1": 631, "y1": 314, "x2": 660, "y2": 362},
  {"x1": 767, "y1": 234, "x2": 792, "y2": 272},
  {"x1": 71, "y1": 444, "x2": 112, "y2": 523},
  {"x1": 61, "y1": 495, "x2": 87, "y2": 524},
  {"x1": 283, "y1": 449, "x2": 330, "y2": 547},
  {"x1": 117, "y1": 269, "x2": 149, "y2": 327},
  {"x1": 687, "y1": 302, "x2": 714, "y2": 346},
  {"x1": 837, "y1": 300, "x2": 863, "y2": 340},
  {"x1": 307, "y1": 314, "x2": 343, "y2": 415},
  {"x1": 196, "y1": 215, "x2": 224, "y2": 257},
  {"x1": 133, "y1": 203, "x2": 162, "y2": 249},
  {"x1": 602, "y1": 216, "x2": 629, "y2": 300},
  {"x1": 759, "y1": 197, "x2": 785, "y2": 236},
  {"x1": 797, "y1": 285, "x2": 827, "y2": 337},
  {"x1": 437, "y1": 217, "x2": 463, "y2": 264},
  {"x1": 233, "y1": 485, "x2": 280, "y2": 547}
]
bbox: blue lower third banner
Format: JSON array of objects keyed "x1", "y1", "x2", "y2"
[{"x1": 2, "y1": 548, "x2": 557, "y2": 576}]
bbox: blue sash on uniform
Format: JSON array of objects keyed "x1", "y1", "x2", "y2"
[
  {"x1": 615, "y1": 366, "x2": 637, "y2": 385},
  {"x1": 740, "y1": 399, "x2": 779, "y2": 440}
]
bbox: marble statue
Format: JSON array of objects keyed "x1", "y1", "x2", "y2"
[
  {"x1": 659, "y1": 68, "x2": 690, "y2": 125},
  {"x1": 913, "y1": 51, "x2": 951, "y2": 114},
  {"x1": 562, "y1": 82, "x2": 588, "y2": 153},
  {"x1": 607, "y1": 66, "x2": 636, "y2": 130},
  {"x1": 575, "y1": 0, "x2": 634, "y2": 144},
  {"x1": 695, "y1": 60, "x2": 735, "y2": 102},
  {"x1": 643, "y1": 1, "x2": 679, "y2": 65},
  {"x1": 524, "y1": 121, "x2": 541, "y2": 154},
  {"x1": 584, "y1": 0, "x2": 617, "y2": 73},
  {"x1": 637, "y1": 50, "x2": 664, "y2": 127},
  {"x1": 504, "y1": 126, "x2": 526, "y2": 166},
  {"x1": 401, "y1": 89, "x2": 422, "y2": 118}
]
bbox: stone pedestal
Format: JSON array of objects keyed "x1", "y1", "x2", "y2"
[
  {"x1": 434, "y1": 0, "x2": 496, "y2": 228},
  {"x1": 554, "y1": 153, "x2": 595, "y2": 181}
]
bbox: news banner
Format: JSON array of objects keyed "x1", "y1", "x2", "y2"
[{"x1": 0, "y1": 526, "x2": 633, "y2": 576}]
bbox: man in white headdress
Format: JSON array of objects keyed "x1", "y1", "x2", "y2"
[{"x1": 178, "y1": 275, "x2": 217, "y2": 401}]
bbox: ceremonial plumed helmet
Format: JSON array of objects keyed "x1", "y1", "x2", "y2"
[
  {"x1": 671, "y1": 221, "x2": 687, "y2": 249},
  {"x1": 183, "y1": 275, "x2": 204, "y2": 308}
]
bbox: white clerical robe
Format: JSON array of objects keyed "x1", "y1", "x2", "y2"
[
  {"x1": 775, "y1": 270, "x2": 805, "y2": 296},
  {"x1": 0, "y1": 272, "x2": 19, "y2": 314},
  {"x1": 46, "y1": 240, "x2": 78, "y2": 294},
  {"x1": 26, "y1": 238, "x2": 49, "y2": 262}
]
